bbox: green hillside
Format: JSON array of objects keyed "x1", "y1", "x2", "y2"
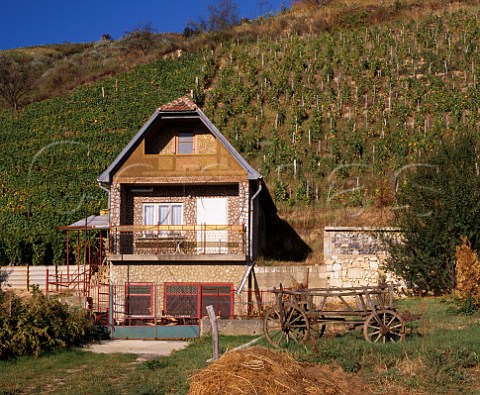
[
  {"x1": 0, "y1": 53, "x2": 214, "y2": 264},
  {"x1": 2, "y1": 0, "x2": 480, "y2": 264}
]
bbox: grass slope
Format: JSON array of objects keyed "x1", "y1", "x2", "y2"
[{"x1": 2, "y1": 1, "x2": 480, "y2": 264}]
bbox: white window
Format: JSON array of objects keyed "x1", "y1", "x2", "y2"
[{"x1": 142, "y1": 203, "x2": 183, "y2": 236}]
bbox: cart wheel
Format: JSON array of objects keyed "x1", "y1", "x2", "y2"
[
  {"x1": 363, "y1": 309, "x2": 405, "y2": 343},
  {"x1": 263, "y1": 303, "x2": 310, "y2": 348}
]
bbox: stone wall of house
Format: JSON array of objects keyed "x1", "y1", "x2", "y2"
[
  {"x1": 108, "y1": 180, "x2": 250, "y2": 255},
  {"x1": 110, "y1": 262, "x2": 247, "y2": 317},
  {"x1": 111, "y1": 262, "x2": 246, "y2": 285}
]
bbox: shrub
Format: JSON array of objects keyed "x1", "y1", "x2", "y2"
[
  {"x1": 384, "y1": 130, "x2": 480, "y2": 295},
  {"x1": 0, "y1": 287, "x2": 100, "y2": 359},
  {"x1": 454, "y1": 237, "x2": 480, "y2": 313}
]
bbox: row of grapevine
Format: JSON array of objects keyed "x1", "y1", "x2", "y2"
[
  {"x1": 204, "y1": 9, "x2": 480, "y2": 208},
  {"x1": 0, "y1": 52, "x2": 213, "y2": 265}
]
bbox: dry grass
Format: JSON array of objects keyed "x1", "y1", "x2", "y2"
[
  {"x1": 268, "y1": 206, "x2": 393, "y2": 264},
  {"x1": 188, "y1": 346, "x2": 367, "y2": 395}
]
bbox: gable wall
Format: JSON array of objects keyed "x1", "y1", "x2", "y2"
[{"x1": 114, "y1": 117, "x2": 245, "y2": 179}]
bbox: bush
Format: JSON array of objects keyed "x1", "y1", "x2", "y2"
[
  {"x1": 0, "y1": 287, "x2": 100, "y2": 359},
  {"x1": 384, "y1": 130, "x2": 480, "y2": 295},
  {"x1": 453, "y1": 237, "x2": 480, "y2": 314}
]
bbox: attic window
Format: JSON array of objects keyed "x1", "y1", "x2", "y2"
[{"x1": 177, "y1": 131, "x2": 194, "y2": 154}]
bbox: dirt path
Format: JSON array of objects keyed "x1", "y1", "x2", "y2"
[{"x1": 83, "y1": 339, "x2": 188, "y2": 359}]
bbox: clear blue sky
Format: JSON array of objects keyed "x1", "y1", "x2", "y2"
[{"x1": 0, "y1": 0, "x2": 288, "y2": 50}]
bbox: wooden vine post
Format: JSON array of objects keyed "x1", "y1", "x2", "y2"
[{"x1": 206, "y1": 305, "x2": 219, "y2": 361}]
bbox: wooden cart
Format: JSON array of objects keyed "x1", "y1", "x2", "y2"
[{"x1": 263, "y1": 283, "x2": 407, "y2": 347}]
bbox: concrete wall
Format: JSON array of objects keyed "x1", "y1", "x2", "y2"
[
  {"x1": 200, "y1": 317, "x2": 263, "y2": 336},
  {"x1": 254, "y1": 265, "x2": 327, "y2": 289},
  {"x1": 0, "y1": 265, "x2": 84, "y2": 291}
]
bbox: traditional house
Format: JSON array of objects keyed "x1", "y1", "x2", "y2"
[{"x1": 95, "y1": 96, "x2": 277, "y2": 337}]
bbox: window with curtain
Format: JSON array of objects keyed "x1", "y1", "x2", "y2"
[{"x1": 142, "y1": 203, "x2": 183, "y2": 236}]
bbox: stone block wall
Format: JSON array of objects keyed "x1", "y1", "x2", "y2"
[
  {"x1": 323, "y1": 227, "x2": 400, "y2": 287},
  {"x1": 324, "y1": 226, "x2": 386, "y2": 256}
]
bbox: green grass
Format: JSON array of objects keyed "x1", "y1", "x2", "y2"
[
  {"x1": 0, "y1": 300, "x2": 479, "y2": 394},
  {"x1": 260, "y1": 298, "x2": 480, "y2": 394},
  {"x1": 0, "y1": 335, "x2": 256, "y2": 395}
]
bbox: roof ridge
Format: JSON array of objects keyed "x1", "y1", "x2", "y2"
[{"x1": 158, "y1": 96, "x2": 197, "y2": 112}]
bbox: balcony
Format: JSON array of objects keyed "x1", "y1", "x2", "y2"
[{"x1": 108, "y1": 224, "x2": 246, "y2": 262}]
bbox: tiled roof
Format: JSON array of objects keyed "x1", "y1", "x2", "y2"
[{"x1": 158, "y1": 96, "x2": 197, "y2": 112}]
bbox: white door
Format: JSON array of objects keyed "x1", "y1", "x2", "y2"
[{"x1": 197, "y1": 198, "x2": 228, "y2": 254}]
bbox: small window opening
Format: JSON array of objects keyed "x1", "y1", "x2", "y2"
[{"x1": 177, "y1": 132, "x2": 194, "y2": 154}]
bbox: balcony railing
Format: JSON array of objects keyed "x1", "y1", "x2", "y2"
[{"x1": 109, "y1": 224, "x2": 246, "y2": 256}]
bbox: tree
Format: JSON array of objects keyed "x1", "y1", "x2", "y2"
[
  {"x1": 207, "y1": 0, "x2": 239, "y2": 31},
  {"x1": 384, "y1": 130, "x2": 480, "y2": 295},
  {"x1": 122, "y1": 23, "x2": 156, "y2": 55},
  {"x1": 0, "y1": 55, "x2": 35, "y2": 111},
  {"x1": 183, "y1": 18, "x2": 207, "y2": 38}
]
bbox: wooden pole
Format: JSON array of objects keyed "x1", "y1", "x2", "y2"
[{"x1": 206, "y1": 305, "x2": 219, "y2": 361}]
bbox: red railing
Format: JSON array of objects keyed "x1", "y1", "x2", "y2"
[{"x1": 45, "y1": 265, "x2": 90, "y2": 298}]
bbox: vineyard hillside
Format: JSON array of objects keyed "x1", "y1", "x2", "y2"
[{"x1": 1, "y1": 0, "x2": 480, "y2": 264}]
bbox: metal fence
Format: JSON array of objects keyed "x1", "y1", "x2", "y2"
[
  {"x1": 104, "y1": 283, "x2": 277, "y2": 327},
  {"x1": 109, "y1": 224, "x2": 245, "y2": 256}
]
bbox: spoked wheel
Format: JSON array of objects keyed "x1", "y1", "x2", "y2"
[
  {"x1": 263, "y1": 303, "x2": 310, "y2": 348},
  {"x1": 363, "y1": 309, "x2": 406, "y2": 343}
]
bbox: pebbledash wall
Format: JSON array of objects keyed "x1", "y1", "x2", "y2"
[
  {"x1": 110, "y1": 262, "x2": 246, "y2": 286},
  {"x1": 110, "y1": 262, "x2": 248, "y2": 317},
  {"x1": 253, "y1": 227, "x2": 399, "y2": 290},
  {"x1": 109, "y1": 227, "x2": 398, "y2": 294}
]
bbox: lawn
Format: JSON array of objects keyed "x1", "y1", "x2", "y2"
[{"x1": 0, "y1": 298, "x2": 479, "y2": 395}]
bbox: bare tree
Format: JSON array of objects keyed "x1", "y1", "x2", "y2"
[
  {"x1": 122, "y1": 23, "x2": 157, "y2": 56},
  {"x1": 207, "y1": 0, "x2": 239, "y2": 31},
  {"x1": 0, "y1": 55, "x2": 35, "y2": 112},
  {"x1": 258, "y1": 0, "x2": 272, "y2": 17}
]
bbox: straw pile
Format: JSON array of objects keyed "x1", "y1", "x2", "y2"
[{"x1": 188, "y1": 347, "x2": 354, "y2": 395}]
